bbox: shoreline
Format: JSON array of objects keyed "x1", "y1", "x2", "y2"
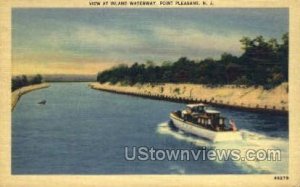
[
  {"x1": 12, "y1": 83, "x2": 50, "y2": 111},
  {"x1": 89, "y1": 82, "x2": 288, "y2": 115}
]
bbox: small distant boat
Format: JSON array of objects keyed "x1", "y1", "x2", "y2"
[
  {"x1": 169, "y1": 103, "x2": 242, "y2": 142},
  {"x1": 38, "y1": 100, "x2": 47, "y2": 105}
]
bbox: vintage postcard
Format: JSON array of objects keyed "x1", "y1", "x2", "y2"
[{"x1": 0, "y1": 0, "x2": 300, "y2": 186}]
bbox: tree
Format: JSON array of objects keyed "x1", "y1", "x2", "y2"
[
  {"x1": 11, "y1": 74, "x2": 44, "y2": 91},
  {"x1": 31, "y1": 74, "x2": 43, "y2": 84},
  {"x1": 225, "y1": 63, "x2": 243, "y2": 84},
  {"x1": 96, "y1": 33, "x2": 288, "y2": 88},
  {"x1": 21, "y1": 75, "x2": 28, "y2": 87}
]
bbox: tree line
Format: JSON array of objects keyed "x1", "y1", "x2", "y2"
[
  {"x1": 12, "y1": 74, "x2": 43, "y2": 91},
  {"x1": 97, "y1": 33, "x2": 288, "y2": 88}
]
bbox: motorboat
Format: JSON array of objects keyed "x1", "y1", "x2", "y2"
[
  {"x1": 169, "y1": 103, "x2": 242, "y2": 142},
  {"x1": 38, "y1": 100, "x2": 47, "y2": 105}
]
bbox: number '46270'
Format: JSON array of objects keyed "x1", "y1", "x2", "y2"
[{"x1": 274, "y1": 176, "x2": 289, "y2": 180}]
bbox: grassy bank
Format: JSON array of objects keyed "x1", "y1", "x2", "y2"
[
  {"x1": 89, "y1": 82, "x2": 288, "y2": 114},
  {"x1": 12, "y1": 83, "x2": 50, "y2": 111}
]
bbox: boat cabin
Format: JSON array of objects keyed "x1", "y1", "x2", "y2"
[
  {"x1": 186, "y1": 103, "x2": 206, "y2": 114},
  {"x1": 182, "y1": 104, "x2": 226, "y2": 131}
]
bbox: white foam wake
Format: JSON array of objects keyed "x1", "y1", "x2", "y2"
[
  {"x1": 156, "y1": 121, "x2": 212, "y2": 147},
  {"x1": 169, "y1": 165, "x2": 186, "y2": 174},
  {"x1": 156, "y1": 121, "x2": 288, "y2": 174}
]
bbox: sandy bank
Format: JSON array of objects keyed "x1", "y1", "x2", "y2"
[
  {"x1": 89, "y1": 82, "x2": 288, "y2": 113},
  {"x1": 12, "y1": 83, "x2": 50, "y2": 111}
]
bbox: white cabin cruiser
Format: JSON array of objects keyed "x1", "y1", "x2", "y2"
[{"x1": 169, "y1": 103, "x2": 243, "y2": 142}]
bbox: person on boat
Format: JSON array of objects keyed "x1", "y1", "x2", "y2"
[
  {"x1": 181, "y1": 110, "x2": 187, "y2": 120},
  {"x1": 229, "y1": 119, "x2": 237, "y2": 131}
]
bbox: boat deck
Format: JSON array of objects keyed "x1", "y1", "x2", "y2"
[{"x1": 170, "y1": 111, "x2": 232, "y2": 132}]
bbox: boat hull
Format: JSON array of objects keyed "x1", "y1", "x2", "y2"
[{"x1": 170, "y1": 113, "x2": 243, "y2": 142}]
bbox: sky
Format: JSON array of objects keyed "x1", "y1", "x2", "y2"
[{"x1": 12, "y1": 8, "x2": 288, "y2": 75}]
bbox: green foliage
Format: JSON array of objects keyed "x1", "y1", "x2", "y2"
[
  {"x1": 12, "y1": 74, "x2": 43, "y2": 91},
  {"x1": 97, "y1": 33, "x2": 288, "y2": 88},
  {"x1": 31, "y1": 74, "x2": 43, "y2": 84}
]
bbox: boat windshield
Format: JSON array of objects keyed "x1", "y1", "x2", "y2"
[{"x1": 189, "y1": 106, "x2": 205, "y2": 113}]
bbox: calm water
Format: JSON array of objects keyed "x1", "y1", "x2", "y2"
[{"x1": 12, "y1": 83, "x2": 288, "y2": 174}]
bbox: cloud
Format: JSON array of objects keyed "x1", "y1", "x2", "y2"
[
  {"x1": 12, "y1": 59, "x2": 117, "y2": 75},
  {"x1": 152, "y1": 26, "x2": 243, "y2": 57},
  {"x1": 73, "y1": 26, "x2": 143, "y2": 49},
  {"x1": 13, "y1": 8, "x2": 287, "y2": 75},
  {"x1": 13, "y1": 24, "x2": 245, "y2": 72},
  {"x1": 45, "y1": 25, "x2": 146, "y2": 55}
]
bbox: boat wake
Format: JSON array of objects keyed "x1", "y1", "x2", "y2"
[
  {"x1": 156, "y1": 121, "x2": 288, "y2": 174},
  {"x1": 157, "y1": 121, "x2": 212, "y2": 146},
  {"x1": 169, "y1": 165, "x2": 186, "y2": 174}
]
